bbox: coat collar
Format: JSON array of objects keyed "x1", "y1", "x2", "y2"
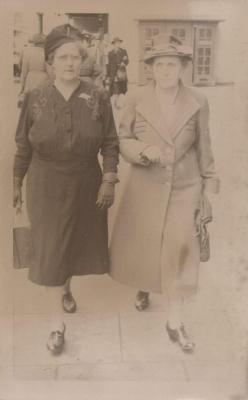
[{"x1": 135, "y1": 82, "x2": 201, "y2": 145}]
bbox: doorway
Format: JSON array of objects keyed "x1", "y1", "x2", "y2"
[{"x1": 67, "y1": 13, "x2": 108, "y2": 35}]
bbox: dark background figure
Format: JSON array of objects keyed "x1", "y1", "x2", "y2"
[
  {"x1": 14, "y1": 51, "x2": 21, "y2": 78},
  {"x1": 106, "y1": 37, "x2": 129, "y2": 108}
]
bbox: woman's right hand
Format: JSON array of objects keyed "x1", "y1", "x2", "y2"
[{"x1": 142, "y1": 146, "x2": 164, "y2": 164}]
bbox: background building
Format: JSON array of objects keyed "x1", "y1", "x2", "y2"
[{"x1": 13, "y1": 0, "x2": 246, "y2": 86}]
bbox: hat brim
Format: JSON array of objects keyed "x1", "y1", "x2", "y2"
[
  {"x1": 144, "y1": 52, "x2": 192, "y2": 64},
  {"x1": 112, "y1": 39, "x2": 123, "y2": 44}
]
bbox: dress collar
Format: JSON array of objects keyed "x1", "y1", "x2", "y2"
[{"x1": 53, "y1": 80, "x2": 82, "y2": 102}]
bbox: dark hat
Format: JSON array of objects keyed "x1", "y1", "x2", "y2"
[
  {"x1": 44, "y1": 24, "x2": 82, "y2": 61},
  {"x1": 144, "y1": 34, "x2": 193, "y2": 64},
  {"x1": 32, "y1": 33, "x2": 46, "y2": 45},
  {"x1": 111, "y1": 36, "x2": 123, "y2": 44}
]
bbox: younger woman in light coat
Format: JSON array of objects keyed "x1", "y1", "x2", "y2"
[{"x1": 110, "y1": 37, "x2": 219, "y2": 352}]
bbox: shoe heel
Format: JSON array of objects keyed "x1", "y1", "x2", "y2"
[
  {"x1": 166, "y1": 323, "x2": 178, "y2": 342},
  {"x1": 135, "y1": 291, "x2": 150, "y2": 311}
]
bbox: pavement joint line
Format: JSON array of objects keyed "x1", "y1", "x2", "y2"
[
  {"x1": 54, "y1": 365, "x2": 58, "y2": 380},
  {"x1": 244, "y1": 335, "x2": 248, "y2": 397},
  {"x1": 182, "y1": 360, "x2": 190, "y2": 382},
  {"x1": 118, "y1": 313, "x2": 124, "y2": 363}
]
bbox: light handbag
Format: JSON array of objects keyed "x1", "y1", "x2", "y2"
[
  {"x1": 13, "y1": 206, "x2": 32, "y2": 269},
  {"x1": 116, "y1": 66, "x2": 127, "y2": 81}
]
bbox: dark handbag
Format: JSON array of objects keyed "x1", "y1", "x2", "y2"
[
  {"x1": 199, "y1": 223, "x2": 210, "y2": 262},
  {"x1": 13, "y1": 207, "x2": 32, "y2": 269},
  {"x1": 195, "y1": 194, "x2": 212, "y2": 262}
]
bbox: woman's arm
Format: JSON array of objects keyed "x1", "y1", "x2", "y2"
[
  {"x1": 118, "y1": 93, "x2": 152, "y2": 165},
  {"x1": 19, "y1": 52, "x2": 29, "y2": 94},
  {"x1": 14, "y1": 93, "x2": 33, "y2": 182},
  {"x1": 121, "y1": 49, "x2": 129, "y2": 66},
  {"x1": 96, "y1": 94, "x2": 119, "y2": 209},
  {"x1": 100, "y1": 94, "x2": 119, "y2": 175},
  {"x1": 195, "y1": 95, "x2": 220, "y2": 194}
]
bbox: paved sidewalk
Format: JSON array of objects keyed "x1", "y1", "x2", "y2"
[
  {"x1": 5, "y1": 271, "x2": 247, "y2": 399},
  {"x1": 1, "y1": 83, "x2": 247, "y2": 400}
]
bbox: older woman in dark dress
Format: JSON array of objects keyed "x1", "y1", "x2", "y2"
[{"x1": 13, "y1": 24, "x2": 119, "y2": 354}]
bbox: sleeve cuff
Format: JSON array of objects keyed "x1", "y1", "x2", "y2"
[
  {"x1": 203, "y1": 177, "x2": 220, "y2": 194},
  {"x1": 138, "y1": 145, "x2": 153, "y2": 166},
  {"x1": 14, "y1": 176, "x2": 23, "y2": 187},
  {"x1": 102, "y1": 172, "x2": 119, "y2": 184}
]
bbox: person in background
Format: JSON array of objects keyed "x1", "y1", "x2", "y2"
[
  {"x1": 91, "y1": 33, "x2": 109, "y2": 88},
  {"x1": 14, "y1": 51, "x2": 21, "y2": 77},
  {"x1": 18, "y1": 35, "x2": 34, "y2": 74},
  {"x1": 110, "y1": 37, "x2": 219, "y2": 353},
  {"x1": 78, "y1": 30, "x2": 101, "y2": 83},
  {"x1": 18, "y1": 33, "x2": 48, "y2": 106},
  {"x1": 106, "y1": 37, "x2": 129, "y2": 109},
  {"x1": 13, "y1": 24, "x2": 119, "y2": 355}
]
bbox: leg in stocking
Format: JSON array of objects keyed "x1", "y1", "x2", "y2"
[
  {"x1": 45, "y1": 285, "x2": 65, "y2": 332},
  {"x1": 167, "y1": 286, "x2": 183, "y2": 329},
  {"x1": 62, "y1": 276, "x2": 77, "y2": 313},
  {"x1": 45, "y1": 285, "x2": 65, "y2": 354},
  {"x1": 166, "y1": 286, "x2": 195, "y2": 352}
]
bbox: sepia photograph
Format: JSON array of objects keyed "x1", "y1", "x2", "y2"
[{"x1": 0, "y1": 0, "x2": 248, "y2": 399}]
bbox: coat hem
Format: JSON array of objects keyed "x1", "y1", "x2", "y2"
[{"x1": 28, "y1": 271, "x2": 108, "y2": 287}]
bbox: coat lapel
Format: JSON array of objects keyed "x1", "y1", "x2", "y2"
[
  {"x1": 135, "y1": 85, "x2": 174, "y2": 146},
  {"x1": 169, "y1": 84, "x2": 201, "y2": 140},
  {"x1": 135, "y1": 83, "x2": 201, "y2": 145}
]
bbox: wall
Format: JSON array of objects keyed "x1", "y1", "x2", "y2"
[{"x1": 13, "y1": 0, "x2": 246, "y2": 85}]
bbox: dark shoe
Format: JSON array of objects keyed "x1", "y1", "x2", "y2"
[
  {"x1": 47, "y1": 323, "x2": 66, "y2": 355},
  {"x1": 62, "y1": 291, "x2": 77, "y2": 313},
  {"x1": 166, "y1": 322, "x2": 195, "y2": 353},
  {"x1": 135, "y1": 291, "x2": 150, "y2": 311}
]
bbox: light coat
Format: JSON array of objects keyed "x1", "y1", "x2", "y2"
[{"x1": 110, "y1": 82, "x2": 219, "y2": 293}]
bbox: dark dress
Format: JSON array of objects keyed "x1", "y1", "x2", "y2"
[
  {"x1": 107, "y1": 48, "x2": 129, "y2": 96},
  {"x1": 14, "y1": 81, "x2": 119, "y2": 286}
]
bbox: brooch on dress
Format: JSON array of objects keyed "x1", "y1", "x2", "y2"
[
  {"x1": 78, "y1": 88, "x2": 109, "y2": 121},
  {"x1": 32, "y1": 87, "x2": 51, "y2": 121}
]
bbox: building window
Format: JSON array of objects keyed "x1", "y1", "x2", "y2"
[{"x1": 139, "y1": 20, "x2": 218, "y2": 86}]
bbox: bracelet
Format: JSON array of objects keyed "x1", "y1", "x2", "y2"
[
  {"x1": 14, "y1": 177, "x2": 23, "y2": 187},
  {"x1": 102, "y1": 178, "x2": 119, "y2": 184},
  {"x1": 102, "y1": 172, "x2": 119, "y2": 184}
]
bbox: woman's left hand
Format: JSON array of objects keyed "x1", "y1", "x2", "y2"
[
  {"x1": 96, "y1": 182, "x2": 115, "y2": 210},
  {"x1": 201, "y1": 191, "x2": 212, "y2": 224}
]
